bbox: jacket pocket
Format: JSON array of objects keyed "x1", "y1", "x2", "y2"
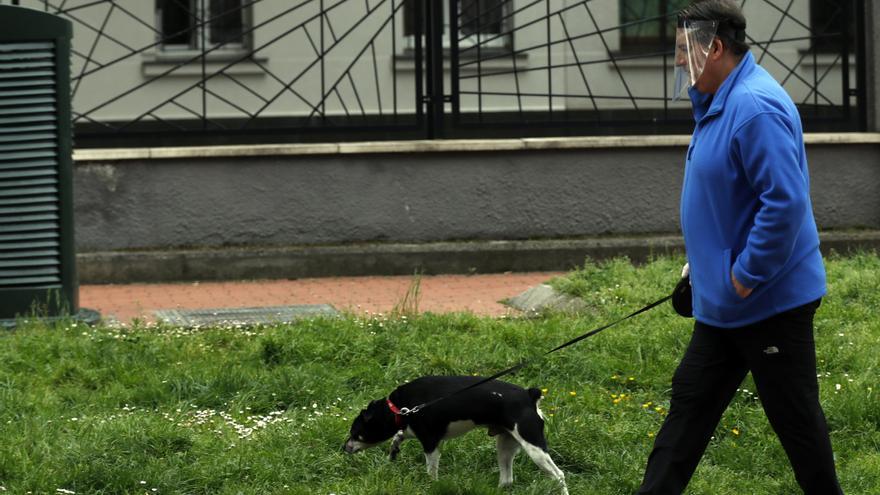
[{"x1": 721, "y1": 248, "x2": 741, "y2": 301}]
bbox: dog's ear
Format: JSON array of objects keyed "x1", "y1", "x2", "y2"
[{"x1": 363, "y1": 399, "x2": 384, "y2": 422}]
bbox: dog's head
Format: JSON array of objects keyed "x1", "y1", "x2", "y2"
[{"x1": 343, "y1": 399, "x2": 397, "y2": 454}]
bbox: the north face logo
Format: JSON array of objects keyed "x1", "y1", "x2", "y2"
[{"x1": 763, "y1": 346, "x2": 780, "y2": 355}]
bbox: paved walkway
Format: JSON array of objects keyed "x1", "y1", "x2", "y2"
[{"x1": 80, "y1": 272, "x2": 565, "y2": 324}]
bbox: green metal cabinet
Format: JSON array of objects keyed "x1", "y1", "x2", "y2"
[{"x1": 0, "y1": 5, "x2": 77, "y2": 319}]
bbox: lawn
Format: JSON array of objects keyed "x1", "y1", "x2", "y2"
[{"x1": 0, "y1": 252, "x2": 877, "y2": 494}]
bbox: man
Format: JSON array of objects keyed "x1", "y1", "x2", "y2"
[{"x1": 636, "y1": 1, "x2": 843, "y2": 493}]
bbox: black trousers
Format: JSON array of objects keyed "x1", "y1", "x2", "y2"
[{"x1": 637, "y1": 299, "x2": 843, "y2": 494}]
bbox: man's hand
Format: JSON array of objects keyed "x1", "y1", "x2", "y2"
[{"x1": 731, "y1": 270, "x2": 753, "y2": 299}]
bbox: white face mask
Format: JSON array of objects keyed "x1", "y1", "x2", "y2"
[{"x1": 672, "y1": 20, "x2": 718, "y2": 101}]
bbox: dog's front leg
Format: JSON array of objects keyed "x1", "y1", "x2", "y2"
[
  {"x1": 389, "y1": 430, "x2": 406, "y2": 461},
  {"x1": 424, "y1": 449, "x2": 440, "y2": 480}
]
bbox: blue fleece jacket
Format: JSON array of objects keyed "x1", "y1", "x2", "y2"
[{"x1": 681, "y1": 51, "x2": 826, "y2": 328}]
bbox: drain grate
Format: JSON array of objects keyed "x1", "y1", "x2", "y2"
[{"x1": 154, "y1": 304, "x2": 338, "y2": 326}]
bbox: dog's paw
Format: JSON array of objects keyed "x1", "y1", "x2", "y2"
[{"x1": 389, "y1": 446, "x2": 400, "y2": 461}]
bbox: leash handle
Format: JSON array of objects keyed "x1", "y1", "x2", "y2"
[{"x1": 400, "y1": 293, "x2": 672, "y2": 416}]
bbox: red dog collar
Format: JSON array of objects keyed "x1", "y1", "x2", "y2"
[{"x1": 386, "y1": 398, "x2": 405, "y2": 428}]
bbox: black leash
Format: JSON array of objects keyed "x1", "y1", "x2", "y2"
[{"x1": 397, "y1": 292, "x2": 674, "y2": 417}]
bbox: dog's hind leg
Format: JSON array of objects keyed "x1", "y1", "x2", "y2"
[
  {"x1": 496, "y1": 433, "x2": 520, "y2": 487},
  {"x1": 510, "y1": 424, "x2": 568, "y2": 495},
  {"x1": 424, "y1": 449, "x2": 441, "y2": 480}
]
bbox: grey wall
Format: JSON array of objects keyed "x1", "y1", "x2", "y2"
[{"x1": 74, "y1": 144, "x2": 880, "y2": 253}]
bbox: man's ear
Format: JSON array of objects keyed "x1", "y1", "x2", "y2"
[{"x1": 710, "y1": 37, "x2": 724, "y2": 60}]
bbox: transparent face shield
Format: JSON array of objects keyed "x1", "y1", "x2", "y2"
[{"x1": 672, "y1": 20, "x2": 718, "y2": 101}]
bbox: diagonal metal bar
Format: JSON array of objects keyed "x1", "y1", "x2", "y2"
[
  {"x1": 44, "y1": 0, "x2": 136, "y2": 52},
  {"x1": 71, "y1": 0, "x2": 266, "y2": 81},
  {"x1": 558, "y1": 10, "x2": 597, "y2": 112},
  {"x1": 459, "y1": 49, "x2": 674, "y2": 80},
  {"x1": 458, "y1": 90, "x2": 673, "y2": 102},
  {"x1": 168, "y1": 99, "x2": 228, "y2": 130},
  {"x1": 248, "y1": 57, "x2": 325, "y2": 119},
  {"x1": 203, "y1": 86, "x2": 257, "y2": 119},
  {"x1": 48, "y1": 0, "x2": 105, "y2": 15},
  {"x1": 221, "y1": 73, "x2": 269, "y2": 104},
  {"x1": 305, "y1": 0, "x2": 401, "y2": 120},
  {"x1": 146, "y1": 112, "x2": 190, "y2": 132},
  {"x1": 757, "y1": 0, "x2": 793, "y2": 66},
  {"x1": 76, "y1": 0, "x2": 319, "y2": 122},
  {"x1": 744, "y1": 33, "x2": 837, "y2": 106},
  {"x1": 72, "y1": 1, "x2": 115, "y2": 98},
  {"x1": 458, "y1": 7, "x2": 672, "y2": 67},
  {"x1": 800, "y1": 53, "x2": 842, "y2": 105},
  {"x1": 250, "y1": 0, "x2": 394, "y2": 124},
  {"x1": 107, "y1": 0, "x2": 166, "y2": 36},
  {"x1": 458, "y1": 0, "x2": 540, "y2": 44}
]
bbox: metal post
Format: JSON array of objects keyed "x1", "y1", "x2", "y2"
[
  {"x1": 449, "y1": 0, "x2": 459, "y2": 127},
  {"x1": 426, "y1": 0, "x2": 445, "y2": 138},
  {"x1": 200, "y1": 0, "x2": 207, "y2": 130},
  {"x1": 855, "y1": 0, "x2": 869, "y2": 131},
  {"x1": 841, "y1": 0, "x2": 851, "y2": 123}
]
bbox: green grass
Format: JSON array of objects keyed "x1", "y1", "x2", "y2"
[{"x1": 1, "y1": 252, "x2": 878, "y2": 494}]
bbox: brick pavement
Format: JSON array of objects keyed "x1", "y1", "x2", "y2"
[{"x1": 79, "y1": 272, "x2": 565, "y2": 324}]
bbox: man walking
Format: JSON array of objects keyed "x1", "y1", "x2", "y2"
[{"x1": 637, "y1": 1, "x2": 843, "y2": 493}]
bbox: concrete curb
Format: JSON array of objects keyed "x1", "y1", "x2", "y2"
[{"x1": 75, "y1": 231, "x2": 880, "y2": 284}]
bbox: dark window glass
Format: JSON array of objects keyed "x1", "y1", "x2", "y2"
[
  {"x1": 158, "y1": 0, "x2": 244, "y2": 49},
  {"x1": 159, "y1": 0, "x2": 196, "y2": 47},
  {"x1": 209, "y1": 0, "x2": 244, "y2": 45},
  {"x1": 460, "y1": 0, "x2": 504, "y2": 36},
  {"x1": 403, "y1": 0, "x2": 419, "y2": 37},
  {"x1": 810, "y1": 0, "x2": 856, "y2": 53},
  {"x1": 620, "y1": 0, "x2": 690, "y2": 52},
  {"x1": 402, "y1": 0, "x2": 505, "y2": 37}
]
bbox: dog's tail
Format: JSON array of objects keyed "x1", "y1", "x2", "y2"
[{"x1": 527, "y1": 387, "x2": 543, "y2": 403}]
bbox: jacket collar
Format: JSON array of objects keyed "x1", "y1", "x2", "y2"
[{"x1": 689, "y1": 51, "x2": 756, "y2": 123}]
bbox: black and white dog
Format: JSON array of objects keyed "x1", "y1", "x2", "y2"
[{"x1": 343, "y1": 376, "x2": 568, "y2": 494}]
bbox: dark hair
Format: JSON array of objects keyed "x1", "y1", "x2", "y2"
[{"x1": 678, "y1": 0, "x2": 749, "y2": 56}]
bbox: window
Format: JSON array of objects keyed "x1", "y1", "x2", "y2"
[
  {"x1": 156, "y1": 0, "x2": 247, "y2": 52},
  {"x1": 810, "y1": 0, "x2": 856, "y2": 53},
  {"x1": 620, "y1": 0, "x2": 689, "y2": 52},
  {"x1": 402, "y1": 0, "x2": 510, "y2": 50}
]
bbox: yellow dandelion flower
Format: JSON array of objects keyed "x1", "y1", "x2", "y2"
[
  {"x1": 732, "y1": 428, "x2": 740, "y2": 436},
  {"x1": 569, "y1": 391, "x2": 577, "y2": 397},
  {"x1": 642, "y1": 402, "x2": 652, "y2": 409},
  {"x1": 648, "y1": 432, "x2": 655, "y2": 438},
  {"x1": 655, "y1": 406, "x2": 663, "y2": 413},
  {"x1": 628, "y1": 377, "x2": 635, "y2": 381},
  {"x1": 541, "y1": 388, "x2": 548, "y2": 394},
  {"x1": 611, "y1": 394, "x2": 618, "y2": 399}
]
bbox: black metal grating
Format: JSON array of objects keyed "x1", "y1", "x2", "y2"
[{"x1": 0, "y1": 41, "x2": 62, "y2": 289}]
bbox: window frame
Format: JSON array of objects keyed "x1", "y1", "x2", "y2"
[
  {"x1": 809, "y1": 0, "x2": 856, "y2": 53},
  {"x1": 155, "y1": 0, "x2": 251, "y2": 54},
  {"x1": 402, "y1": 0, "x2": 512, "y2": 52},
  {"x1": 618, "y1": 0, "x2": 689, "y2": 53}
]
